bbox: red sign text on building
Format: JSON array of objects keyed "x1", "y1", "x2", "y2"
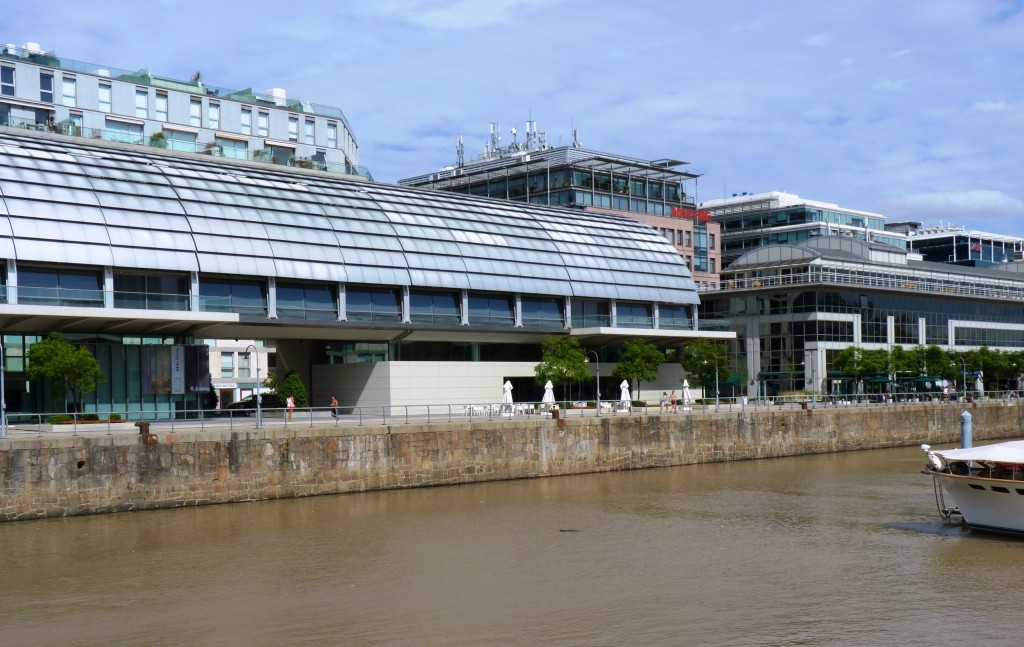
[{"x1": 671, "y1": 206, "x2": 711, "y2": 222}]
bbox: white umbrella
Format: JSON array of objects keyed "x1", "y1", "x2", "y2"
[
  {"x1": 682, "y1": 379, "x2": 692, "y2": 408},
  {"x1": 619, "y1": 380, "x2": 631, "y2": 410},
  {"x1": 502, "y1": 380, "x2": 514, "y2": 415},
  {"x1": 542, "y1": 380, "x2": 556, "y2": 409}
]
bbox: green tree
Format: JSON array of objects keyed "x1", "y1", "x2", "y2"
[
  {"x1": 264, "y1": 369, "x2": 308, "y2": 407},
  {"x1": 534, "y1": 336, "x2": 590, "y2": 403},
  {"x1": 832, "y1": 346, "x2": 871, "y2": 382},
  {"x1": 26, "y1": 333, "x2": 106, "y2": 412},
  {"x1": 678, "y1": 339, "x2": 728, "y2": 389},
  {"x1": 611, "y1": 338, "x2": 664, "y2": 403}
]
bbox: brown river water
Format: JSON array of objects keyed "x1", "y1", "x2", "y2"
[{"x1": 2, "y1": 445, "x2": 1022, "y2": 647}]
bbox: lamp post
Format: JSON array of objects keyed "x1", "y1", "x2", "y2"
[
  {"x1": 703, "y1": 359, "x2": 719, "y2": 412},
  {"x1": 959, "y1": 357, "x2": 967, "y2": 399},
  {"x1": 587, "y1": 350, "x2": 601, "y2": 416},
  {"x1": 245, "y1": 344, "x2": 261, "y2": 429}
]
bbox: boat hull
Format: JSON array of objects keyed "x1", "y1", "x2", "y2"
[{"x1": 930, "y1": 472, "x2": 1024, "y2": 535}]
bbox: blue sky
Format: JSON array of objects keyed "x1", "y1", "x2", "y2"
[{"x1": 6, "y1": 0, "x2": 1024, "y2": 230}]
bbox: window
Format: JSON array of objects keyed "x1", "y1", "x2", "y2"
[
  {"x1": 617, "y1": 302, "x2": 653, "y2": 328},
  {"x1": 709, "y1": 233, "x2": 716, "y2": 250},
  {"x1": 347, "y1": 288, "x2": 401, "y2": 322},
  {"x1": 135, "y1": 88, "x2": 148, "y2": 118},
  {"x1": 208, "y1": 102, "x2": 219, "y2": 129},
  {"x1": 467, "y1": 294, "x2": 514, "y2": 326},
  {"x1": 40, "y1": 72, "x2": 53, "y2": 102},
  {"x1": 304, "y1": 119, "x2": 314, "y2": 145},
  {"x1": 239, "y1": 352, "x2": 251, "y2": 378},
  {"x1": 257, "y1": 111, "x2": 268, "y2": 137},
  {"x1": 68, "y1": 112, "x2": 82, "y2": 132},
  {"x1": 198, "y1": 279, "x2": 266, "y2": 316},
  {"x1": 189, "y1": 97, "x2": 201, "y2": 126},
  {"x1": 409, "y1": 291, "x2": 459, "y2": 324},
  {"x1": 155, "y1": 92, "x2": 167, "y2": 121},
  {"x1": 241, "y1": 107, "x2": 252, "y2": 134},
  {"x1": 710, "y1": 258, "x2": 716, "y2": 273},
  {"x1": 0, "y1": 66, "x2": 12, "y2": 96},
  {"x1": 327, "y1": 122, "x2": 337, "y2": 147},
  {"x1": 114, "y1": 273, "x2": 188, "y2": 310},
  {"x1": 104, "y1": 119, "x2": 144, "y2": 144},
  {"x1": 287, "y1": 115, "x2": 298, "y2": 142},
  {"x1": 166, "y1": 129, "x2": 197, "y2": 152},
  {"x1": 220, "y1": 353, "x2": 234, "y2": 378},
  {"x1": 62, "y1": 76, "x2": 77, "y2": 107},
  {"x1": 277, "y1": 283, "x2": 336, "y2": 320},
  {"x1": 521, "y1": 297, "x2": 563, "y2": 329},
  {"x1": 96, "y1": 82, "x2": 111, "y2": 113},
  {"x1": 19, "y1": 267, "x2": 102, "y2": 307},
  {"x1": 685, "y1": 230, "x2": 692, "y2": 247},
  {"x1": 216, "y1": 136, "x2": 247, "y2": 160}
]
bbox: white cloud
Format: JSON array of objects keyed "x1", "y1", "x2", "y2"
[
  {"x1": 802, "y1": 33, "x2": 832, "y2": 47},
  {"x1": 887, "y1": 190, "x2": 1024, "y2": 224}
]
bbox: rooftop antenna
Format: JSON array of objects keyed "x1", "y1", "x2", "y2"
[
  {"x1": 488, "y1": 122, "x2": 500, "y2": 158},
  {"x1": 510, "y1": 126, "x2": 518, "y2": 147},
  {"x1": 571, "y1": 127, "x2": 581, "y2": 149},
  {"x1": 525, "y1": 119, "x2": 537, "y2": 149},
  {"x1": 456, "y1": 135, "x2": 464, "y2": 168}
]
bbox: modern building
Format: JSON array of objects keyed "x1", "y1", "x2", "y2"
[
  {"x1": 701, "y1": 191, "x2": 908, "y2": 268},
  {"x1": 700, "y1": 236, "x2": 1024, "y2": 398},
  {"x1": 0, "y1": 41, "x2": 367, "y2": 177},
  {"x1": 0, "y1": 127, "x2": 727, "y2": 416},
  {"x1": 398, "y1": 123, "x2": 723, "y2": 290},
  {"x1": 906, "y1": 224, "x2": 1024, "y2": 267}
]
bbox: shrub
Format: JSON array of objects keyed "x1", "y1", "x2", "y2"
[
  {"x1": 51, "y1": 414, "x2": 73, "y2": 424},
  {"x1": 109, "y1": 413, "x2": 122, "y2": 421},
  {"x1": 83, "y1": 413, "x2": 100, "y2": 421}
]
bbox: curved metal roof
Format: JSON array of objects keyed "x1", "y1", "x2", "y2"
[{"x1": 0, "y1": 131, "x2": 699, "y2": 305}]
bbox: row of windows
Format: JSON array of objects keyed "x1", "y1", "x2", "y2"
[
  {"x1": 2, "y1": 64, "x2": 344, "y2": 153},
  {"x1": 3, "y1": 267, "x2": 692, "y2": 331}
]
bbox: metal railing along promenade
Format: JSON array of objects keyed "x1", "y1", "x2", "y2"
[{"x1": 3, "y1": 391, "x2": 1014, "y2": 438}]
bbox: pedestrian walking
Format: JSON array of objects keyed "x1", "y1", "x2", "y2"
[
  {"x1": 330, "y1": 395, "x2": 339, "y2": 418},
  {"x1": 286, "y1": 394, "x2": 295, "y2": 421}
]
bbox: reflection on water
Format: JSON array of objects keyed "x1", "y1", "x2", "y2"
[{"x1": 2, "y1": 446, "x2": 1023, "y2": 646}]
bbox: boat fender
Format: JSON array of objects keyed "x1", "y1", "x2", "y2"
[{"x1": 928, "y1": 453, "x2": 945, "y2": 471}]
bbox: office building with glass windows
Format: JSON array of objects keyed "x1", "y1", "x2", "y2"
[
  {"x1": 701, "y1": 191, "x2": 908, "y2": 268},
  {"x1": 0, "y1": 127, "x2": 727, "y2": 416},
  {"x1": 398, "y1": 123, "x2": 723, "y2": 290},
  {"x1": 0, "y1": 41, "x2": 367, "y2": 177},
  {"x1": 905, "y1": 224, "x2": 1024, "y2": 268},
  {"x1": 700, "y1": 236, "x2": 1024, "y2": 398}
]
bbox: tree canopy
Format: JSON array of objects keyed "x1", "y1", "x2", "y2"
[
  {"x1": 264, "y1": 369, "x2": 308, "y2": 407},
  {"x1": 678, "y1": 339, "x2": 729, "y2": 388},
  {"x1": 534, "y1": 336, "x2": 590, "y2": 402},
  {"x1": 611, "y1": 338, "x2": 664, "y2": 402},
  {"x1": 26, "y1": 333, "x2": 106, "y2": 410}
]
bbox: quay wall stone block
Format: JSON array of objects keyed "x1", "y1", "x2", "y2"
[{"x1": 1, "y1": 402, "x2": 1021, "y2": 521}]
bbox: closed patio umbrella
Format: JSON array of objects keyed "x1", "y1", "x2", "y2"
[
  {"x1": 502, "y1": 380, "x2": 514, "y2": 415},
  {"x1": 619, "y1": 380, "x2": 631, "y2": 411},
  {"x1": 682, "y1": 379, "x2": 693, "y2": 409},
  {"x1": 542, "y1": 380, "x2": 556, "y2": 410}
]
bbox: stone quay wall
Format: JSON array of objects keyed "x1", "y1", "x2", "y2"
[{"x1": 2, "y1": 402, "x2": 1022, "y2": 522}]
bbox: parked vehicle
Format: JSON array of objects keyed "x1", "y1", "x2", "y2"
[{"x1": 220, "y1": 393, "x2": 283, "y2": 416}]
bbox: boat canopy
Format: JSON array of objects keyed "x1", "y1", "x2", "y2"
[{"x1": 933, "y1": 441, "x2": 1024, "y2": 463}]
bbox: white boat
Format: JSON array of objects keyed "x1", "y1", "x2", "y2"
[{"x1": 922, "y1": 441, "x2": 1024, "y2": 536}]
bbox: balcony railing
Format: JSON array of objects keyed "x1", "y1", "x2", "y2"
[
  {"x1": 0, "y1": 117, "x2": 374, "y2": 180},
  {"x1": 0, "y1": 44, "x2": 355, "y2": 128},
  {"x1": 714, "y1": 266, "x2": 1024, "y2": 303}
]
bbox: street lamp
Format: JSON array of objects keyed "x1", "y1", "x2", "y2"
[
  {"x1": 587, "y1": 350, "x2": 601, "y2": 416},
  {"x1": 703, "y1": 359, "x2": 719, "y2": 412},
  {"x1": 245, "y1": 344, "x2": 261, "y2": 429},
  {"x1": 959, "y1": 357, "x2": 967, "y2": 398}
]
